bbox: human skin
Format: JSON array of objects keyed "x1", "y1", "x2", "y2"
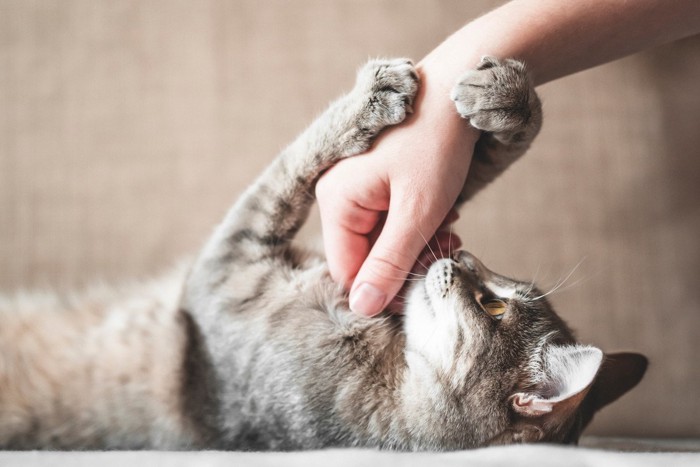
[{"x1": 316, "y1": 0, "x2": 700, "y2": 317}]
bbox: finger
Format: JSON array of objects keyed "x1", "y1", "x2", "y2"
[
  {"x1": 319, "y1": 199, "x2": 380, "y2": 289},
  {"x1": 385, "y1": 231, "x2": 462, "y2": 315},
  {"x1": 349, "y1": 203, "x2": 444, "y2": 317}
]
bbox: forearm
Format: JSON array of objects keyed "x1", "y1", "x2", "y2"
[
  {"x1": 410, "y1": 0, "x2": 700, "y2": 197},
  {"x1": 421, "y1": 0, "x2": 700, "y2": 90}
]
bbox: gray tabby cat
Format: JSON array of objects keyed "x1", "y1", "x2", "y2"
[{"x1": 0, "y1": 57, "x2": 646, "y2": 450}]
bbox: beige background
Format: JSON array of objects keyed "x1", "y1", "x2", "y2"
[{"x1": 1, "y1": 0, "x2": 699, "y2": 437}]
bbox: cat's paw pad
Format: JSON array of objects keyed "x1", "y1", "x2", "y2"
[
  {"x1": 451, "y1": 56, "x2": 535, "y2": 134},
  {"x1": 356, "y1": 58, "x2": 419, "y2": 130}
]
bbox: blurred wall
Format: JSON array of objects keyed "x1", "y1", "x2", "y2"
[{"x1": 1, "y1": 0, "x2": 699, "y2": 437}]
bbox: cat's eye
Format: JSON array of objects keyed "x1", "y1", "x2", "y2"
[{"x1": 483, "y1": 299, "x2": 507, "y2": 320}]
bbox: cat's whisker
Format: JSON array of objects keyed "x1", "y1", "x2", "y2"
[
  {"x1": 406, "y1": 273, "x2": 428, "y2": 279},
  {"x1": 527, "y1": 275, "x2": 561, "y2": 302},
  {"x1": 448, "y1": 223, "x2": 454, "y2": 258},
  {"x1": 402, "y1": 274, "x2": 427, "y2": 280},
  {"x1": 399, "y1": 269, "x2": 427, "y2": 278},
  {"x1": 381, "y1": 270, "x2": 426, "y2": 280},
  {"x1": 436, "y1": 230, "x2": 445, "y2": 259},
  {"x1": 381, "y1": 264, "x2": 427, "y2": 279},
  {"x1": 537, "y1": 273, "x2": 592, "y2": 298},
  {"x1": 542, "y1": 277, "x2": 586, "y2": 297},
  {"x1": 384, "y1": 277, "x2": 426, "y2": 282},
  {"x1": 530, "y1": 257, "x2": 586, "y2": 302},
  {"x1": 416, "y1": 228, "x2": 439, "y2": 263},
  {"x1": 531, "y1": 266, "x2": 570, "y2": 300},
  {"x1": 413, "y1": 255, "x2": 432, "y2": 273},
  {"x1": 523, "y1": 260, "x2": 543, "y2": 297}
]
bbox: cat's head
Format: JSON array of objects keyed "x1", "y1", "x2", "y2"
[{"x1": 402, "y1": 250, "x2": 647, "y2": 447}]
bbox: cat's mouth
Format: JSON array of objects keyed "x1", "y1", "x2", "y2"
[{"x1": 423, "y1": 250, "x2": 517, "y2": 311}]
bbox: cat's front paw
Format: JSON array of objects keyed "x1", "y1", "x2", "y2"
[
  {"x1": 451, "y1": 56, "x2": 538, "y2": 134},
  {"x1": 355, "y1": 58, "x2": 419, "y2": 133}
]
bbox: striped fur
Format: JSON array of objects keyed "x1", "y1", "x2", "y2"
[{"x1": 0, "y1": 58, "x2": 645, "y2": 450}]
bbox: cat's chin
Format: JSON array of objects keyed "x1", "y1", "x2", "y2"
[
  {"x1": 401, "y1": 273, "x2": 479, "y2": 372},
  {"x1": 402, "y1": 284, "x2": 457, "y2": 372},
  {"x1": 401, "y1": 252, "x2": 509, "y2": 368}
]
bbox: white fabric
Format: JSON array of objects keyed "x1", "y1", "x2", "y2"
[{"x1": 2, "y1": 441, "x2": 699, "y2": 467}]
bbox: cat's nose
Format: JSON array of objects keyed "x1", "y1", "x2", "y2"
[{"x1": 452, "y1": 250, "x2": 484, "y2": 276}]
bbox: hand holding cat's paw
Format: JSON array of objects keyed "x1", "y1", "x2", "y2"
[
  {"x1": 355, "y1": 58, "x2": 419, "y2": 131},
  {"x1": 451, "y1": 56, "x2": 536, "y2": 134}
]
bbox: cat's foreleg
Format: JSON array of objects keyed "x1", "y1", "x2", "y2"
[
  {"x1": 451, "y1": 56, "x2": 542, "y2": 203},
  {"x1": 185, "y1": 59, "x2": 419, "y2": 298}
]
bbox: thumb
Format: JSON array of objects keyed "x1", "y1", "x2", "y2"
[{"x1": 349, "y1": 205, "x2": 440, "y2": 317}]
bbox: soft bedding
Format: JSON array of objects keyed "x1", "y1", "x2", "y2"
[{"x1": 1, "y1": 438, "x2": 699, "y2": 467}]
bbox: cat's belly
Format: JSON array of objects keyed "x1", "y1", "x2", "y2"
[{"x1": 0, "y1": 270, "x2": 197, "y2": 449}]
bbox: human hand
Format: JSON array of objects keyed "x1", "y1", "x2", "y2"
[
  {"x1": 316, "y1": 65, "x2": 481, "y2": 316},
  {"x1": 319, "y1": 0, "x2": 700, "y2": 318}
]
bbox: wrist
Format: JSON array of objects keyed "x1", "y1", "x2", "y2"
[{"x1": 412, "y1": 59, "x2": 482, "y2": 154}]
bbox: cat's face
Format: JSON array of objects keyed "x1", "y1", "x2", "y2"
[{"x1": 402, "y1": 250, "x2": 646, "y2": 447}]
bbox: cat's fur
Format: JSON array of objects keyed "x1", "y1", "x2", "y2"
[{"x1": 0, "y1": 57, "x2": 646, "y2": 450}]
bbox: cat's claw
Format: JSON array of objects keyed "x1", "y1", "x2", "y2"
[
  {"x1": 355, "y1": 58, "x2": 419, "y2": 130},
  {"x1": 451, "y1": 56, "x2": 535, "y2": 134}
]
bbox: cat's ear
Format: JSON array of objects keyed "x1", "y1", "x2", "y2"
[
  {"x1": 511, "y1": 345, "x2": 603, "y2": 418},
  {"x1": 585, "y1": 352, "x2": 648, "y2": 412}
]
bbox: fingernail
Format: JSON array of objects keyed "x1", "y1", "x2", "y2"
[{"x1": 350, "y1": 283, "x2": 386, "y2": 317}]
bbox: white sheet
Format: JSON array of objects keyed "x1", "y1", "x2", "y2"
[{"x1": 2, "y1": 440, "x2": 700, "y2": 467}]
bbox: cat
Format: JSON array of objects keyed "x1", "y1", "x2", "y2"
[{"x1": 0, "y1": 57, "x2": 647, "y2": 450}]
